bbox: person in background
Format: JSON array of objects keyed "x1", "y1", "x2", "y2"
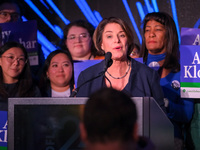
[
  {"x1": 39, "y1": 49, "x2": 74, "y2": 97},
  {"x1": 0, "y1": 0, "x2": 45, "y2": 83},
  {"x1": 0, "y1": 41, "x2": 41, "y2": 111},
  {"x1": 80, "y1": 87, "x2": 155, "y2": 150},
  {"x1": 0, "y1": 0, "x2": 21, "y2": 23},
  {"x1": 61, "y1": 20, "x2": 104, "y2": 61},
  {"x1": 140, "y1": 12, "x2": 194, "y2": 150},
  {"x1": 130, "y1": 43, "x2": 140, "y2": 59},
  {"x1": 76, "y1": 17, "x2": 166, "y2": 112}
]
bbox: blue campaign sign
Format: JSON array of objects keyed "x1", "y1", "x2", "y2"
[
  {"x1": 180, "y1": 45, "x2": 200, "y2": 82},
  {"x1": 0, "y1": 20, "x2": 38, "y2": 65},
  {"x1": 180, "y1": 45, "x2": 200, "y2": 98},
  {"x1": 0, "y1": 20, "x2": 38, "y2": 53},
  {"x1": 181, "y1": 28, "x2": 200, "y2": 45},
  {"x1": 0, "y1": 111, "x2": 7, "y2": 149}
]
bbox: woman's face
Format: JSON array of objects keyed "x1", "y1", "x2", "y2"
[
  {"x1": 144, "y1": 20, "x2": 167, "y2": 55},
  {"x1": 101, "y1": 23, "x2": 128, "y2": 61},
  {"x1": 0, "y1": 47, "x2": 26, "y2": 83},
  {"x1": 65, "y1": 26, "x2": 92, "y2": 60},
  {"x1": 0, "y1": 3, "x2": 21, "y2": 23},
  {"x1": 46, "y1": 53, "x2": 73, "y2": 89}
]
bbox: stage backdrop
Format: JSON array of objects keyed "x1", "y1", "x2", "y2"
[{"x1": 14, "y1": 0, "x2": 199, "y2": 57}]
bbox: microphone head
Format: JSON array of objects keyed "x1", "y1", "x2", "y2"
[
  {"x1": 105, "y1": 52, "x2": 112, "y2": 60},
  {"x1": 104, "y1": 52, "x2": 113, "y2": 71},
  {"x1": 107, "y1": 57, "x2": 113, "y2": 68}
]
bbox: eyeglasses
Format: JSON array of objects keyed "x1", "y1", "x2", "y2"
[
  {"x1": 0, "y1": 11, "x2": 20, "y2": 21},
  {"x1": 1, "y1": 56, "x2": 27, "y2": 65},
  {"x1": 67, "y1": 33, "x2": 90, "y2": 42},
  {"x1": 130, "y1": 50, "x2": 139, "y2": 56}
]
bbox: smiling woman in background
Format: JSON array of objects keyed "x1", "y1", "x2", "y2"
[
  {"x1": 61, "y1": 20, "x2": 104, "y2": 61},
  {"x1": 0, "y1": 41, "x2": 40, "y2": 110},
  {"x1": 39, "y1": 50, "x2": 74, "y2": 97}
]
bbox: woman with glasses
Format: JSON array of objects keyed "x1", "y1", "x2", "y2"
[
  {"x1": 39, "y1": 49, "x2": 74, "y2": 97},
  {"x1": 0, "y1": 41, "x2": 40, "y2": 110},
  {"x1": 61, "y1": 20, "x2": 103, "y2": 61},
  {"x1": 0, "y1": 1, "x2": 21, "y2": 23}
]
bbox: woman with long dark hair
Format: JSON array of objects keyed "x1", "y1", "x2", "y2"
[
  {"x1": 140, "y1": 12, "x2": 194, "y2": 150},
  {"x1": 39, "y1": 50, "x2": 74, "y2": 97},
  {"x1": 0, "y1": 41, "x2": 40, "y2": 110}
]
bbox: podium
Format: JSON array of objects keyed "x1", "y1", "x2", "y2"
[
  {"x1": 8, "y1": 97, "x2": 173, "y2": 150},
  {"x1": 133, "y1": 97, "x2": 174, "y2": 149}
]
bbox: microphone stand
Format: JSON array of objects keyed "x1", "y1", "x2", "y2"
[
  {"x1": 70, "y1": 73, "x2": 102, "y2": 97},
  {"x1": 70, "y1": 52, "x2": 113, "y2": 97}
]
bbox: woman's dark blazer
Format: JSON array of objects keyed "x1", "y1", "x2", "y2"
[{"x1": 76, "y1": 58, "x2": 166, "y2": 112}]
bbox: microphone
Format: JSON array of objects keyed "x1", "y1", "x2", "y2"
[
  {"x1": 103, "y1": 52, "x2": 113, "y2": 73},
  {"x1": 70, "y1": 52, "x2": 113, "y2": 97}
]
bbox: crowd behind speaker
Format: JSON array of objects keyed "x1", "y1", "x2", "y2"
[{"x1": 0, "y1": 0, "x2": 198, "y2": 150}]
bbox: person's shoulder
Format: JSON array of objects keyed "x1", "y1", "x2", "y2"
[
  {"x1": 131, "y1": 58, "x2": 155, "y2": 73},
  {"x1": 81, "y1": 60, "x2": 104, "y2": 74}
]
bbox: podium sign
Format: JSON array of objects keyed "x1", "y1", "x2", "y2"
[
  {"x1": 180, "y1": 46, "x2": 200, "y2": 98},
  {"x1": 180, "y1": 28, "x2": 200, "y2": 98},
  {"x1": 8, "y1": 97, "x2": 173, "y2": 150}
]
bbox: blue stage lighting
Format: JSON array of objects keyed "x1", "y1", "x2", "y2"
[
  {"x1": 37, "y1": 30, "x2": 57, "y2": 57},
  {"x1": 93, "y1": 10, "x2": 103, "y2": 23},
  {"x1": 46, "y1": 0, "x2": 70, "y2": 25},
  {"x1": 194, "y1": 19, "x2": 200, "y2": 28},
  {"x1": 170, "y1": 0, "x2": 180, "y2": 43},
  {"x1": 122, "y1": 0, "x2": 142, "y2": 44},
  {"x1": 24, "y1": 0, "x2": 63, "y2": 38},
  {"x1": 75, "y1": 0, "x2": 100, "y2": 27},
  {"x1": 144, "y1": 0, "x2": 154, "y2": 13},
  {"x1": 75, "y1": 0, "x2": 95, "y2": 26},
  {"x1": 40, "y1": 0, "x2": 50, "y2": 9},
  {"x1": 136, "y1": 2, "x2": 145, "y2": 20},
  {"x1": 152, "y1": 0, "x2": 159, "y2": 12}
]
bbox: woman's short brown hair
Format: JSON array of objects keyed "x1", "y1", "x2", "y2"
[{"x1": 93, "y1": 17, "x2": 134, "y2": 57}]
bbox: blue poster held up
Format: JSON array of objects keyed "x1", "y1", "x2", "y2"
[
  {"x1": 180, "y1": 28, "x2": 200, "y2": 98},
  {"x1": 181, "y1": 27, "x2": 200, "y2": 45},
  {"x1": 181, "y1": 28, "x2": 200, "y2": 150},
  {"x1": 0, "y1": 20, "x2": 38, "y2": 66},
  {"x1": 0, "y1": 111, "x2": 7, "y2": 150}
]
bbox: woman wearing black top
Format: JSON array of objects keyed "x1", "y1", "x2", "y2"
[{"x1": 0, "y1": 41, "x2": 40, "y2": 110}]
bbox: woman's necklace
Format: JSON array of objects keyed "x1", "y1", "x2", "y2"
[{"x1": 106, "y1": 61, "x2": 131, "y2": 79}]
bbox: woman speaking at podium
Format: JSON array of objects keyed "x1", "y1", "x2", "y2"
[{"x1": 76, "y1": 17, "x2": 166, "y2": 112}]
